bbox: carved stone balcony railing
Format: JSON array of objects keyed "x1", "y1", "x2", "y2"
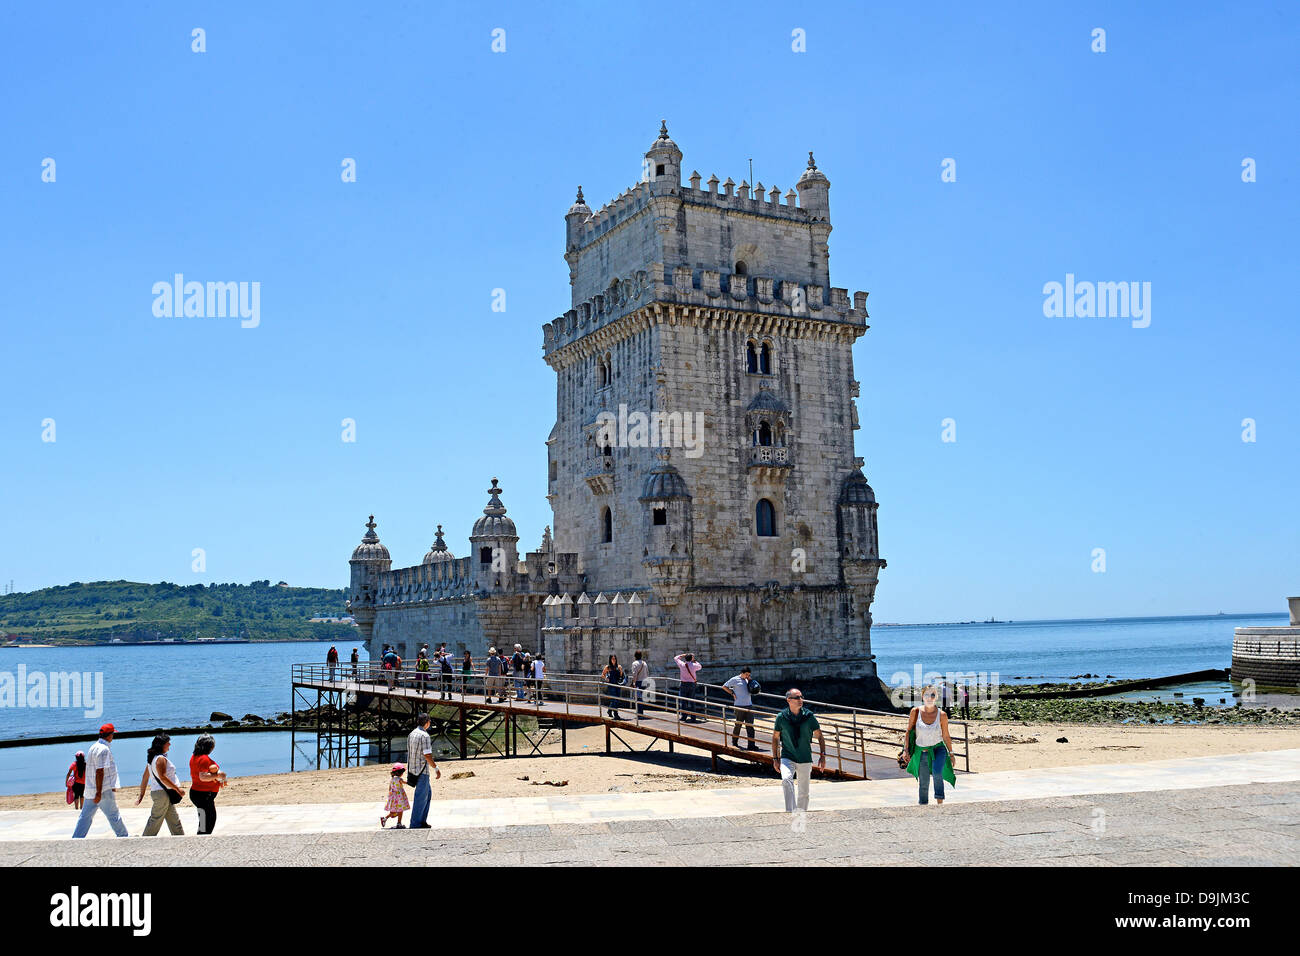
[
  {"x1": 748, "y1": 445, "x2": 791, "y2": 466},
  {"x1": 585, "y1": 455, "x2": 615, "y2": 495}
]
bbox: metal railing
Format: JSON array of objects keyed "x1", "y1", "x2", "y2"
[{"x1": 293, "y1": 662, "x2": 971, "y2": 775}]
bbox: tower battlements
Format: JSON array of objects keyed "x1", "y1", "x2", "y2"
[
  {"x1": 542, "y1": 269, "x2": 867, "y2": 360},
  {"x1": 560, "y1": 124, "x2": 844, "y2": 330}
]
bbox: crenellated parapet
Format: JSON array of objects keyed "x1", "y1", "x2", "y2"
[{"x1": 543, "y1": 269, "x2": 868, "y2": 361}]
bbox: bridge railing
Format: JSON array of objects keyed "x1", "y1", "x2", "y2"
[{"x1": 292, "y1": 662, "x2": 970, "y2": 774}]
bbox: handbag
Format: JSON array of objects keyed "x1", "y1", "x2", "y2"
[
  {"x1": 406, "y1": 771, "x2": 421, "y2": 788},
  {"x1": 151, "y1": 760, "x2": 183, "y2": 805}
]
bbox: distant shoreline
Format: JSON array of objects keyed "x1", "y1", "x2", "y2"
[{"x1": 877, "y1": 611, "x2": 1285, "y2": 628}]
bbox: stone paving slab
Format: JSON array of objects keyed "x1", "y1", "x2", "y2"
[{"x1": 3, "y1": 751, "x2": 1298, "y2": 865}]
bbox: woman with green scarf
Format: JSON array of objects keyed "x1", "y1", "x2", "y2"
[{"x1": 904, "y1": 685, "x2": 956, "y2": 805}]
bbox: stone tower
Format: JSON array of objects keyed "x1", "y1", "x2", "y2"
[{"x1": 541, "y1": 123, "x2": 886, "y2": 681}]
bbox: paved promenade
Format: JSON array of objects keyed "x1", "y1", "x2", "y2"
[{"x1": 3, "y1": 750, "x2": 1297, "y2": 865}]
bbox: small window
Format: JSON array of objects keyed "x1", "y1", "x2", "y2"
[
  {"x1": 758, "y1": 421, "x2": 773, "y2": 447},
  {"x1": 756, "y1": 499, "x2": 777, "y2": 537},
  {"x1": 656, "y1": 164, "x2": 665, "y2": 176},
  {"x1": 549, "y1": 460, "x2": 558, "y2": 482},
  {"x1": 601, "y1": 507, "x2": 613, "y2": 543},
  {"x1": 746, "y1": 341, "x2": 758, "y2": 374},
  {"x1": 653, "y1": 507, "x2": 667, "y2": 526},
  {"x1": 479, "y1": 547, "x2": 493, "y2": 565},
  {"x1": 759, "y1": 342, "x2": 772, "y2": 375},
  {"x1": 735, "y1": 260, "x2": 748, "y2": 276}
]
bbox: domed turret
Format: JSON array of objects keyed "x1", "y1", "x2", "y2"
[
  {"x1": 471, "y1": 478, "x2": 518, "y2": 539},
  {"x1": 840, "y1": 468, "x2": 876, "y2": 506},
  {"x1": 350, "y1": 515, "x2": 391, "y2": 562},
  {"x1": 640, "y1": 454, "x2": 693, "y2": 606},
  {"x1": 422, "y1": 524, "x2": 455, "y2": 565},
  {"x1": 796, "y1": 151, "x2": 830, "y2": 219},
  {"x1": 639, "y1": 460, "x2": 691, "y2": 500},
  {"x1": 348, "y1": 516, "x2": 392, "y2": 644},
  {"x1": 645, "y1": 120, "x2": 682, "y2": 188},
  {"x1": 565, "y1": 186, "x2": 591, "y2": 250},
  {"x1": 469, "y1": 478, "x2": 520, "y2": 589}
]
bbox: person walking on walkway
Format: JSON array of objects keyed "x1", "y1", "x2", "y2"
[
  {"x1": 189, "y1": 733, "x2": 227, "y2": 834},
  {"x1": 407, "y1": 713, "x2": 440, "y2": 829},
  {"x1": 383, "y1": 645, "x2": 400, "y2": 690},
  {"x1": 350, "y1": 646, "x2": 360, "y2": 680},
  {"x1": 531, "y1": 654, "x2": 546, "y2": 704},
  {"x1": 771, "y1": 690, "x2": 824, "y2": 813},
  {"x1": 439, "y1": 647, "x2": 454, "y2": 700},
  {"x1": 136, "y1": 733, "x2": 185, "y2": 836},
  {"x1": 959, "y1": 683, "x2": 970, "y2": 719},
  {"x1": 485, "y1": 648, "x2": 504, "y2": 702},
  {"x1": 628, "y1": 650, "x2": 649, "y2": 719},
  {"x1": 415, "y1": 646, "x2": 431, "y2": 694},
  {"x1": 65, "y1": 751, "x2": 86, "y2": 810},
  {"x1": 904, "y1": 685, "x2": 957, "y2": 806},
  {"x1": 461, "y1": 650, "x2": 474, "y2": 695},
  {"x1": 511, "y1": 644, "x2": 527, "y2": 700},
  {"x1": 724, "y1": 666, "x2": 759, "y2": 750},
  {"x1": 602, "y1": 655, "x2": 625, "y2": 720},
  {"x1": 673, "y1": 652, "x2": 703, "y2": 722},
  {"x1": 327, "y1": 645, "x2": 339, "y2": 682},
  {"x1": 72, "y1": 724, "x2": 129, "y2": 838}
]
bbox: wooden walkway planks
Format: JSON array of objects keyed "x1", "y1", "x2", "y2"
[{"x1": 294, "y1": 675, "x2": 911, "y2": 781}]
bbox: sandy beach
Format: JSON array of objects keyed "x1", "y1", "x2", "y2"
[{"x1": 4, "y1": 720, "x2": 1299, "y2": 812}]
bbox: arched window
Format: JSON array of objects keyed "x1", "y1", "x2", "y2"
[
  {"x1": 746, "y1": 341, "x2": 758, "y2": 374},
  {"x1": 759, "y1": 342, "x2": 772, "y2": 375},
  {"x1": 758, "y1": 421, "x2": 773, "y2": 446},
  {"x1": 734, "y1": 260, "x2": 748, "y2": 276},
  {"x1": 756, "y1": 499, "x2": 777, "y2": 537},
  {"x1": 652, "y1": 507, "x2": 667, "y2": 526},
  {"x1": 601, "y1": 507, "x2": 613, "y2": 543},
  {"x1": 597, "y1": 353, "x2": 612, "y2": 389}
]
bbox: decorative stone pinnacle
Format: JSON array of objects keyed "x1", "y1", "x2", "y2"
[
  {"x1": 576, "y1": 185, "x2": 584, "y2": 203},
  {"x1": 658, "y1": 120, "x2": 669, "y2": 140},
  {"x1": 808, "y1": 151, "x2": 817, "y2": 170},
  {"x1": 483, "y1": 478, "x2": 507, "y2": 517}
]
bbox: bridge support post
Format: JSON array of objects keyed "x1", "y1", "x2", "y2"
[
  {"x1": 459, "y1": 706, "x2": 467, "y2": 759},
  {"x1": 711, "y1": 752, "x2": 718, "y2": 773},
  {"x1": 605, "y1": 724, "x2": 611, "y2": 754}
]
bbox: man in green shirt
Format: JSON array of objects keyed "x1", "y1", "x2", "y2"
[{"x1": 771, "y1": 689, "x2": 825, "y2": 812}]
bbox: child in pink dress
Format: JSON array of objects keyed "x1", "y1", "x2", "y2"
[{"x1": 381, "y1": 763, "x2": 410, "y2": 828}]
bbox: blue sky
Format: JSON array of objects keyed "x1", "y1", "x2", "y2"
[{"x1": 1, "y1": 2, "x2": 1296, "y2": 623}]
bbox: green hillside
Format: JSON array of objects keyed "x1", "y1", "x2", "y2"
[{"x1": 0, "y1": 580, "x2": 352, "y2": 644}]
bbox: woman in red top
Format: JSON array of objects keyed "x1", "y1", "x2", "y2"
[{"x1": 189, "y1": 734, "x2": 227, "y2": 835}]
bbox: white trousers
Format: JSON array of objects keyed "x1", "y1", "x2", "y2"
[{"x1": 780, "y1": 758, "x2": 811, "y2": 812}]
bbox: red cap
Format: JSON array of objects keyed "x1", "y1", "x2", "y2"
[{"x1": 99, "y1": 723, "x2": 115, "y2": 735}]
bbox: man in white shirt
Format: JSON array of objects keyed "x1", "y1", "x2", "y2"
[
  {"x1": 723, "y1": 667, "x2": 759, "y2": 750},
  {"x1": 72, "y1": 723, "x2": 129, "y2": 838},
  {"x1": 406, "y1": 713, "x2": 440, "y2": 829}
]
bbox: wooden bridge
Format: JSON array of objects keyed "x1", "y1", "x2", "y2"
[{"x1": 291, "y1": 663, "x2": 970, "y2": 782}]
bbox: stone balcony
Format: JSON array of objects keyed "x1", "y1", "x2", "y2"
[{"x1": 584, "y1": 454, "x2": 615, "y2": 495}]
